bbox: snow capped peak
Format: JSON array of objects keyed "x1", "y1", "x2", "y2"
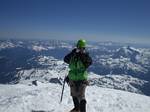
[
  {"x1": 113, "y1": 46, "x2": 141, "y2": 63},
  {"x1": 0, "y1": 41, "x2": 16, "y2": 50},
  {"x1": 116, "y1": 46, "x2": 140, "y2": 56},
  {"x1": 32, "y1": 45, "x2": 48, "y2": 52},
  {"x1": 127, "y1": 46, "x2": 141, "y2": 53}
]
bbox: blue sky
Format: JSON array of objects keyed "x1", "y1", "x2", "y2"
[{"x1": 0, "y1": 0, "x2": 150, "y2": 43}]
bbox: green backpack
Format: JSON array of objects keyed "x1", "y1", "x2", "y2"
[{"x1": 68, "y1": 55, "x2": 88, "y2": 81}]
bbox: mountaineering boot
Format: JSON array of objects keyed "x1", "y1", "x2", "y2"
[
  {"x1": 80, "y1": 99, "x2": 86, "y2": 112},
  {"x1": 70, "y1": 97, "x2": 80, "y2": 112}
]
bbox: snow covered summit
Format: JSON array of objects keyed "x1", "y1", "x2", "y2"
[{"x1": 0, "y1": 82, "x2": 150, "y2": 112}]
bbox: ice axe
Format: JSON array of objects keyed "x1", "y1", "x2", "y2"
[{"x1": 60, "y1": 76, "x2": 67, "y2": 103}]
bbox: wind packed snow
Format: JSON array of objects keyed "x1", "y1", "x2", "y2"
[{"x1": 0, "y1": 82, "x2": 150, "y2": 112}]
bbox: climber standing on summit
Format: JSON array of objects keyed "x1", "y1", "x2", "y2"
[{"x1": 64, "y1": 39, "x2": 92, "y2": 112}]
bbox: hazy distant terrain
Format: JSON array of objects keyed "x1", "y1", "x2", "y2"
[{"x1": 0, "y1": 39, "x2": 150, "y2": 96}]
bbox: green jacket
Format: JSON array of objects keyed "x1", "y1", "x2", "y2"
[{"x1": 64, "y1": 49, "x2": 92, "y2": 81}]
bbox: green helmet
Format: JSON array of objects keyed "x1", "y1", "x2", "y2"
[{"x1": 76, "y1": 39, "x2": 86, "y2": 48}]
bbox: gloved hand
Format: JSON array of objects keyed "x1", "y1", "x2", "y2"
[{"x1": 65, "y1": 76, "x2": 69, "y2": 85}]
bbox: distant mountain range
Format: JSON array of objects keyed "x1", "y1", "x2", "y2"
[{"x1": 0, "y1": 39, "x2": 150, "y2": 96}]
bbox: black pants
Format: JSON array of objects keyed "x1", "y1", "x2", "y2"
[{"x1": 69, "y1": 80, "x2": 88, "y2": 101}]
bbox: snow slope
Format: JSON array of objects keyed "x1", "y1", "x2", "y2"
[{"x1": 0, "y1": 82, "x2": 150, "y2": 112}]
